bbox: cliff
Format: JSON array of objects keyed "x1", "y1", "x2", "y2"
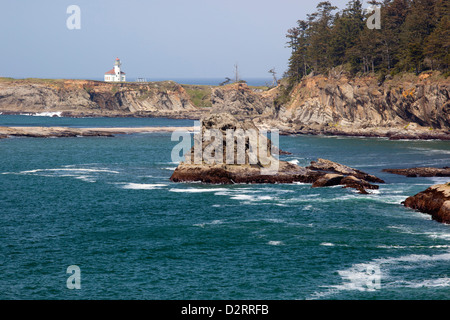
[
  {"x1": 211, "y1": 72, "x2": 450, "y2": 139},
  {"x1": 0, "y1": 78, "x2": 202, "y2": 118},
  {"x1": 1, "y1": 73, "x2": 449, "y2": 139}
]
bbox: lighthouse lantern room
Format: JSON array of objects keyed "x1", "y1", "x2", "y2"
[{"x1": 104, "y1": 58, "x2": 126, "y2": 82}]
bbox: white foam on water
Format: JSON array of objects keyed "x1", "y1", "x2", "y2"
[
  {"x1": 409, "y1": 147, "x2": 450, "y2": 155},
  {"x1": 377, "y1": 244, "x2": 450, "y2": 249},
  {"x1": 309, "y1": 250, "x2": 450, "y2": 299},
  {"x1": 163, "y1": 167, "x2": 178, "y2": 171},
  {"x1": 267, "y1": 241, "x2": 284, "y2": 246},
  {"x1": 388, "y1": 226, "x2": 450, "y2": 240},
  {"x1": 426, "y1": 232, "x2": 450, "y2": 241},
  {"x1": 19, "y1": 168, "x2": 120, "y2": 174},
  {"x1": 264, "y1": 218, "x2": 285, "y2": 224},
  {"x1": 392, "y1": 277, "x2": 450, "y2": 289},
  {"x1": 121, "y1": 183, "x2": 167, "y2": 190},
  {"x1": 193, "y1": 220, "x2": 224, "y2": 228},
  {"x1": 170, "y1": 188, "x2": 229, "y2": 193},
  {"x1": 427, "y1": 177, "x2": 450, "y2": 184},
  {"x1": 33, "y1": 111, "x2": 63, "y2": 117},
  {"x1": 230, "y1": 194, "x2": 256, "y2": 201},
  {"x1": 74, "y1": 175, "x2": 96, "y2": 183},
  {"x1": 288, "y1": 159, "x2": 299, "y2": 165},
  {"x1": 320, "y1": 242, "x2": 335, "y2": 247}
]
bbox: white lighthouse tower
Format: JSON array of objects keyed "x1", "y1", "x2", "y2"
[{"x1": 104, "y1": 58, "x2": 126, "y2": 82}]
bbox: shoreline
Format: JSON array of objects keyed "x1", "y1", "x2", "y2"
[
  {"x1": 1, "y1": 124, "x2": 449, "y2": 140},
  {"x1": 0, "y1": 126, "x2": 194, "y2": 138}
]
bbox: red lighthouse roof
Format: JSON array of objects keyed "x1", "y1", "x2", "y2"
[{"x1": 104, "y1": 68, "x2": 126, "y2": 75}]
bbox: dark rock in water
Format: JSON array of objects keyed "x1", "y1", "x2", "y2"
[
  {"x1": 170, "y1": 113, "x2": 383, "y2": 193},
  {"x1": 340, "y1": 175, "x2": 379, "y2": 194},
  {"x1": 383, "y1": 167, "x2": 450, "y2": 177},
  {"x1": 403, "y1": 184, "x2": 450, "y2": 224},
  {"x1": 307, "y1": 158, "x2": 385, "y2": 183},
  {"x1": 312, "y1": 174, "x2": 344, "y2": 188}
]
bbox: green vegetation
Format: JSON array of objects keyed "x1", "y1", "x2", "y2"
[
  {"x1": 286, "y1": 0, "x2": 449, "y2": 84},
  {"x1": 183, "y1": 85, "x2": 213, "y2": 108}
]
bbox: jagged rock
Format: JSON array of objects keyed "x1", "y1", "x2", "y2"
[
  {"x1": 277, "y1": 74, "x2": 450, "y2": 131},
  {"x1": 312, "y1": 174, "x2": 344, "y2": 188},
  {"x1": 210, "y1": 83, "x2": 276, "y2": 117},
  {"x1": 170, "y1": 113, "x2": 383, "y2": 193},
  {"x1": 307, "y1": 158, "x2": 385, "y2": 183},
  {"x1": 0, "y1": 79, "x2": 198, "y2": 117},
  {"x1": 340, "y1": 175, "x2": 378, "y2": 194},
  {"x1": 383, "y1": 167, "x2": 450, "y2": 177},
  {"x1": 403, "y1": 184, "x2": 450, "y2": 224}
]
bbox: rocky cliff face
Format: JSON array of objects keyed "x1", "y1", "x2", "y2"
[
  {"x1": 209, "y1": 73, "x2": 450, "y2": 139},
  {"x1": 0, "y1": 79, "x2": 198, "y2": 117},
  {"x1": 278, "y1": 73, "x2": 449, "y2": 130},
  {"x1": 210, "y1": 83, "x2": 277, "y2": 117}
]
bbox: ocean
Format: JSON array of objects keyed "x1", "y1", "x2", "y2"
[{"x1": 0, "y1": 115, "x2": 449, "y2": 300}]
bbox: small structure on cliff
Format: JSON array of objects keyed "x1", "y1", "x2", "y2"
[{"x1": 104, "y1": 58, "x2": 126, "y2": 82}]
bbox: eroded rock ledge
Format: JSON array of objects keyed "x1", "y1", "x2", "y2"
[
  {"x1": 170, "y1": 113, "x2": 383, "y2": 193},
  {"x1": 383, "y1": 167, "x2": 450, "y2": 177},
  {"x1": 403, "y1": 184, "x2": 450, "y2": 224}
]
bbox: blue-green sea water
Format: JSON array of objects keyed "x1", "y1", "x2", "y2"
[{"x1": 0, "y1": 115, "x2": 449, "y2": 300}]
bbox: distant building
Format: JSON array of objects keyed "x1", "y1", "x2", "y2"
[{"x1": 104, "y1": 58, "x2": 126, "y2": 82}]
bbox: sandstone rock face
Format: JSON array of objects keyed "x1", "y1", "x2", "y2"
[
  {"x1": 0, "y1": 79, "x2": 198, "y2": 117},
  {"x1": 277, "y1": 74, "x2": 450, "y2": 130},
  {"x1": 403, "y1": 184, "x2": 450, "y2": 224},
  {"x1": 307, "y1": 158, "x2": 385, "y2": 183},
  {"x1": 207, "y1": 74, "x2": 449, "y2": 139},
  {"x1": 210, "y1": 83, "x2": 277, "y2": 117},
  {"x1": 170, "y1": 113, "x2": 383, "y2": 193},
  {"x1": 383, "y1": 167, "x2": 450, "y2": 177}
]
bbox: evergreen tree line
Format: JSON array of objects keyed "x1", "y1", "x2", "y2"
[{"x1": 285, "y1": 0, "x2": 449, "y2": 83}]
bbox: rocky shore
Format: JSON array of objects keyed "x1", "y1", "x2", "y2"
[
  {"x1": 383, "y1": 167, "x2": 450, "y2": 177},
  {"x1": 0, "y1": 126, "x2": 194, "y2": 138},
  {"x1": 0, "y1": 78, "x2": 203, "y2": 119},
  {"x1": 1, "y1": 72, "x2": 449, "y2": 140},
  {"x1": 403, "y1": 184, "x2": 450, "y2": 224},
  {"x1": 170, "y1": 113, "x2": 383, "y2": 194}
]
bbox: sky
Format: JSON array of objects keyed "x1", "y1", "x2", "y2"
[{"x1": 0, "y1": 0, "x2": 365, "y2": 80}]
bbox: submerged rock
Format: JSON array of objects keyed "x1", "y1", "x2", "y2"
[{"x1": 403, "y1": 183, "x2": 450, "y2": 224}]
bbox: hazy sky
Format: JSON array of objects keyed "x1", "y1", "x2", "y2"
[{"x1": 0, "y1": 0, "x2": 364, "y2": 80}]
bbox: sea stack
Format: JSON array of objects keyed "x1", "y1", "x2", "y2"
[{"x1": 170, "y1": 113, "x2": 383, "y2": 193}]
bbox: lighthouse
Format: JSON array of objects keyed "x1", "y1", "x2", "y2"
[{"x1": 104, "y1": 58, "x2": 126, "y2": 82}]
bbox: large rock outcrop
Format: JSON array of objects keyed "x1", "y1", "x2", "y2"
[
  {"x1": 170, "y1": 113, "x2": 383, "y2": 193},
  {"x1": 209, "y1": 74, "x2": 449, "y2": 139},
  {"x1": 403, "y1": 184, "x2": 450, "y2": 224},
  {"x1": 0, "y1": 79, "x2": 199, "y2": 118},
  {"x1": 277, "y1": 73, "x2": 450, "y2": 131},
  {"x1": 210, "y1": 83, "x2": 277, "y2": 117}
]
